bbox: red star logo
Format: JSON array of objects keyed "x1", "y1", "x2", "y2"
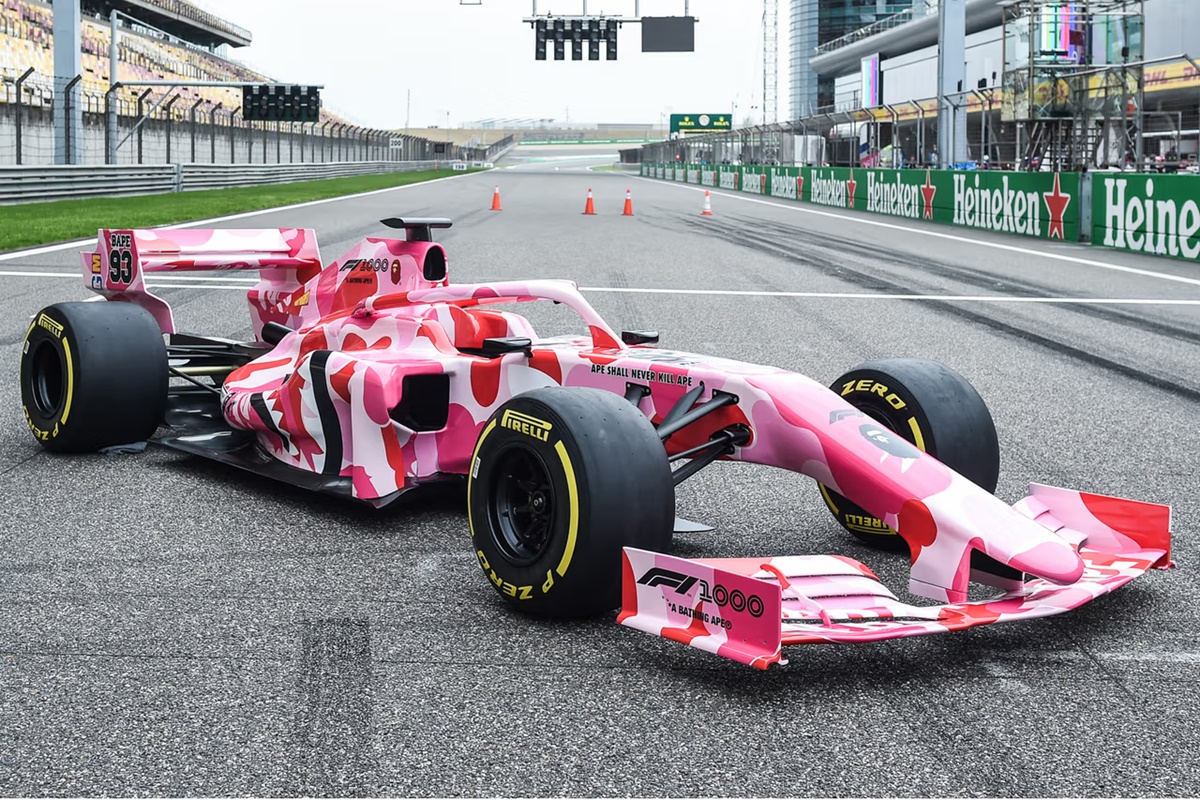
[
  {"x1": 1042, "y1": 172, "x2": 1072, "y2": 240},
  {"x1": 920, "y1": 170, "x2": 937, "y2": 220},
  {"x1": 797, "y1": 175, "x2": 805, "y2": 197},
  {"x1": 846, "y1": 172, "x2": 857, "y2": 208}
]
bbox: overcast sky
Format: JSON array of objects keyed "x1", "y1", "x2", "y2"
[{"x1": 192, "y1": 0, "x2": 782, "y2": 129}]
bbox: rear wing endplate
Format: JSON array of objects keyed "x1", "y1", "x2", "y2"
[{"x1": 80, "y1": 228, "x2": 321, "y2": 333}]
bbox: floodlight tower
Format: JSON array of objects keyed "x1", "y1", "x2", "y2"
[{"x1": 763, "y1": 0, "x2": 778, "y2": 125}]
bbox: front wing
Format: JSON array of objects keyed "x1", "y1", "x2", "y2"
[{"x1": 618, "y1": 484, "x2": 1172, "y2": 670}]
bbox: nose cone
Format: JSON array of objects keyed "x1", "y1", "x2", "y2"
[{"x1": 1006, "y1": 540, "x2": 1086, "y2": 585}]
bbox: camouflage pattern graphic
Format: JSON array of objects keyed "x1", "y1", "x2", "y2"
[{"x1": 79, "y1": 226, "x2": 1171, "y2": 614}]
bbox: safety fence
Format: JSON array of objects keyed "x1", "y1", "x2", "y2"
[
  {"x1": 0, "y1": 160, "x2": 449, "y2": 203},
  {"x1": 641, "y1": 60, "x2": 1200, "y2": 175},
  {"x1": 640, "y1": 162, "x2": 1200, "y2": 264},
  {"x1": 0, "y1": 64, "x2": 504, "y2": 167}
]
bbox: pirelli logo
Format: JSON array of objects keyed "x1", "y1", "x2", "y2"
[
  {"x1": 501, "y1": 409, "x2": 552, "y2": 442},
  {"x1": 37, "y1": 314, "x2": 63, "y2": 339}
]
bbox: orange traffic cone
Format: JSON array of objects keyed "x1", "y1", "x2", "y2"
[
  {"x1": 582, "y1": 188, "x2": 596, "y2": 215},
  {"x1": 622, "y1": 189, "x2": 634, "y2": 216},
  {"x1": 700, "y1": 190, "x2": 714, "y2": 216},
  {"x1": 490, "y1": 185, "x2": 502, "y2": 211}
]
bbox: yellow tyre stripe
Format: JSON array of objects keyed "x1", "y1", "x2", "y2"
[
  {"x1": 907, "y1": 416, "x2": 926, "y2": 451},
  {"x1": 818, "y1": 484, "x2": 839, "y2": 515},
  {"x1": 553, "y1": 440, "x2": 579, "y2": 577},
  {"x1": 466, "y1": 419, "x2": 497, "y2": 536},
  {"x1": 61, "y1": 338, "x2": 74, "y2": 425}
]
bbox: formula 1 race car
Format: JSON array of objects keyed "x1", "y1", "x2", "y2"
[{"x1": 20, "y1": 219, "x2": 1173, "y2": 668}]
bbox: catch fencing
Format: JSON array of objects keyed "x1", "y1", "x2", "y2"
[{"x1": 0, "y1": 66, "x2": 514, "y2": 168}]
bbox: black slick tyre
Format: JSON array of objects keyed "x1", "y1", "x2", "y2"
[
  {"x1": 819, "y1": 357, "x2": 1000, "y2": 551},
  {"x1": 468, "y1": 387, "x2": 673, "y2": 619},
  {"x1": 20, "y1": 302, "x2": 168, "y2": 453}
]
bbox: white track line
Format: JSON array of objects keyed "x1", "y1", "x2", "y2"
[
  {"x1": 0, "y1": 170, "x2": 486, "y2": 264},
  {"x1": 4, "y1": 270, "x2": 1195, "y2": 305},
  {"x1": 579, "y1": 286, "x2": 1200, "y2": 304},
  {"x1": 634, "y1": 176, "x2": 1200, "y2": 289}
]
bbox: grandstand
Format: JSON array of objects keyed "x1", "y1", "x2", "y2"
[{"x1": 0, "y1": 0, "x2": 342, "y2": 123}]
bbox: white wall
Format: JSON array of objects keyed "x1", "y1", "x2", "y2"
[
  {"x1": 882, "y1": 27, "x2": 1003, "y2": 104},
  {"x1": 834, "y1": 73, "x2": 861, "y2": 110}
]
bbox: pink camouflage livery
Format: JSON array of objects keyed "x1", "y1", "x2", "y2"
[{"x1": 67, "y1": 221, "x2": 1173, "y2": 667}]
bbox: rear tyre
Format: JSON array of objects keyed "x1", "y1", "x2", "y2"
[
  {"x1": 20, "y1": 302, "x2": 167, "y2": 453},
  {"x1": 469, "y1": 387, "x2": 674, "y2": 619},
  {"x1": 819, "y1": 358, "x2": 1000, "y2": 551}
]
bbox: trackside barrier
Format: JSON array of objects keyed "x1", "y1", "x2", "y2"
[
  {"x1": 178, "y1": 161, "x2": 443, "y2": 191},
  {"x1": 1091, "y1": 173, "x2": 1200, "y2": 262},
  {"x1": 641, "y1": 162, "x2": 1083, "y2": 244},
  {"x1": 0, "y1": 164, "x2": 179, "y2": 203},
  {"x1": 644, "y1": 162, "x2": 1200, "y2": 263},
  {"x1": 0, "y1": 160, "x2": 454, "y2": 204}
]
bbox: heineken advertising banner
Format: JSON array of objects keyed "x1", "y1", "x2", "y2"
[
  {"x1": 641, "y1": 164, "x2": 1081, "y2": 242},
  {"x1": 1093, "y1": 174, "x2": 1200, "y2": 262},
  {"x1": 791, "y1": 167, "x2": 1078, "y2": 241}
]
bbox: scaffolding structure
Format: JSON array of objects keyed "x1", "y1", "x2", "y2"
[{"x1": 1001, "y1": 0, "x2": 1149, "y2": 169}]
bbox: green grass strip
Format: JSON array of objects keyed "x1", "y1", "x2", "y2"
[{"x1": 0, "y1": 168, "x2": 479, "y2": 252}]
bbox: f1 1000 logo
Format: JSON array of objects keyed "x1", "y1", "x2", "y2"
[{"x1": 636, "y1": 568, "x2": 765, "y2": 617}]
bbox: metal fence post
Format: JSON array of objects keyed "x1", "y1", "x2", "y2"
[
  {"x1": 136, "y1": 88, "x2": 153, "y2": 164},
  {"x1": 289, "y1": 122, "x2": 295, "y2": 163},
  {"x1": 229, "y1": 108, "x2": 238, "y2": 165},
  {"x1": 14, "y1": 67, "x2": 34, "y2": 166},
  {"x1": 163, "y1": 94, "x2": 180, "y2": 163},
  {"x1": 62, "y1": 74, "x2": 83, "y2": 165},
  {"x1": 190, "y1": 98, "x2": 204, "y2": 163},
  {"x1": 276, "y1": 121, "x2": 282, "y2": 164},
  {"x1": 210, "y1": 103, "x2": 222, "y2": 163}
]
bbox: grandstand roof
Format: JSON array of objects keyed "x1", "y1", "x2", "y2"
[{"x1": 84, "y1": 0, "x2": 251, "y2": 48}]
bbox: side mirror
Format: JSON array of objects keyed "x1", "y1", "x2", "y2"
[
  {"x1": 621, "y1": 330, "x2": 660, "y2": 346},
  {"x1": 481, "y1": 337, "x2": 533, "y2": 357}
]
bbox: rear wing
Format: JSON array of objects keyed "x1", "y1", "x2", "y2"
[{"x1": 81, "y1": 228, "x2": 321, "y2": 334}]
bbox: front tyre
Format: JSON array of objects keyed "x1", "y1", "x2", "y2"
[
  {"x1": 20, "y1": 302, "x2": 167, "y2": 453},
  {"x1": 469, "y1": 387, "x2": 674, "y2": 619},
  {"x1": 819, "y1": 357, "x2": 1000, "y2": 550}
]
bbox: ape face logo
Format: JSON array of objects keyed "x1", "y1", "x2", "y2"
[
  {"x1": 390, "y1": 259, "x2": 402, "y2": 284},
  {"x1": 860, "y1": 423, "x2": 922, "y2": 459}
]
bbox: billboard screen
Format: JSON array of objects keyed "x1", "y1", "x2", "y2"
[
  {"x1": 860, "y1": 54, "x2": 881, "y2": 108},
  {"x1": 642, "y1": 16, "x2": 695, "y2": 52}
]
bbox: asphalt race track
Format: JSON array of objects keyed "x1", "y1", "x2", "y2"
[{"x1": 2, "y1": 154, "x2": 1199, "y2": 796}]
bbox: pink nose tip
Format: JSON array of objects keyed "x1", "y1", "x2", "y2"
[{"x1": 1006, "y1": 541, "x2": 1085, "y2": 585}]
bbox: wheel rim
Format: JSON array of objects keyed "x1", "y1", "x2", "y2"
[
  {"x1": 489, "y1": 445, "x2": 556, "y2": 567},
  {"x1": 30, "y1": 340, "x2": 65, "y2": 418}
]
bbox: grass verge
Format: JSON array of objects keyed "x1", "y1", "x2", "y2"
[{"x1": 0, "y1": 168, "x2": 477, "y2": 252}]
